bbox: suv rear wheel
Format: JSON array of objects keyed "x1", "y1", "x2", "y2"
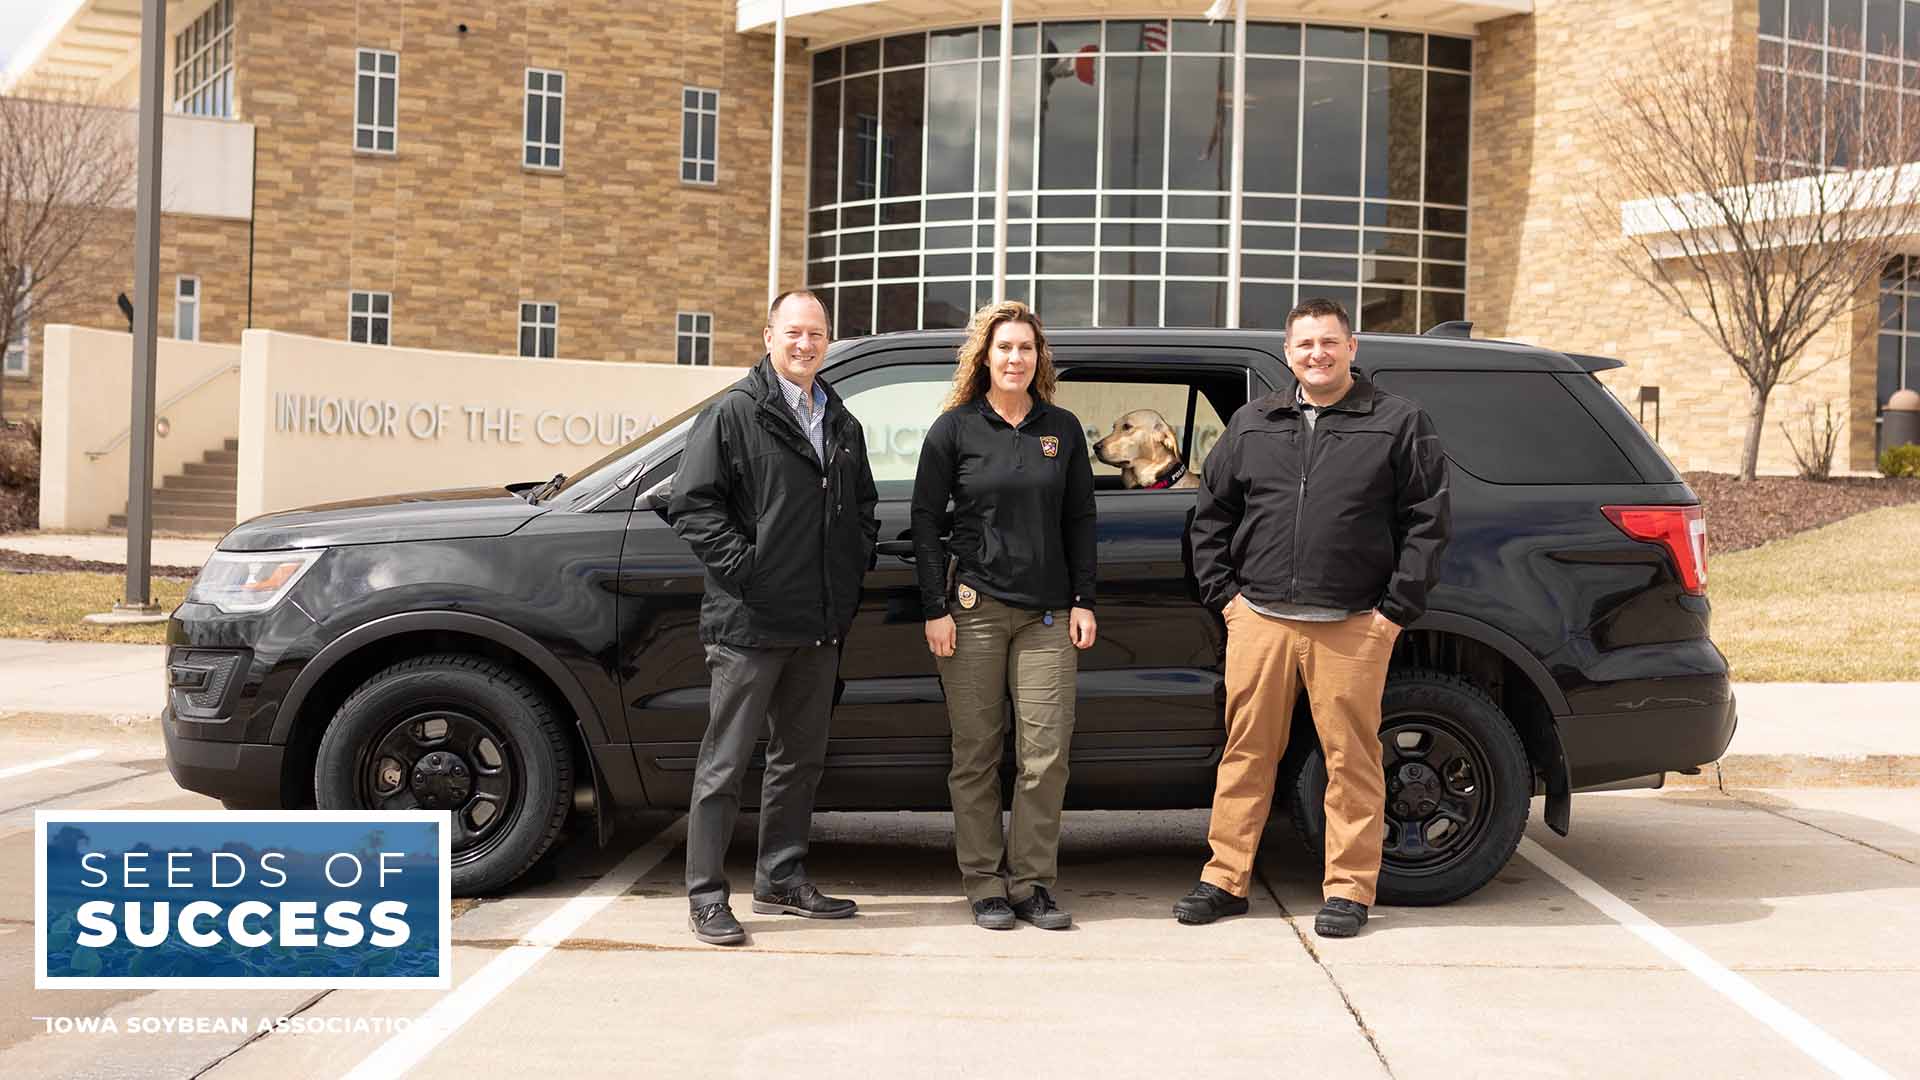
[
  {"x1": 314, "y1": 654, "x2": 573, "y2": 896},
  {"x1": 1289, "y1": 669, "x2": 1530, "y2": 906}
]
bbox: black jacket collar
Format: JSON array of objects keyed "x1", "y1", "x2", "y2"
[
  {"x1": 1259, "y1": 366, "x2": 1377, "y2": 418},
  {"x1": 740, "y1": 355, "x2": 851, "y2": 426}
]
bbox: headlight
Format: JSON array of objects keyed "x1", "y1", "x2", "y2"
[{"x1": 186, "y1": 550, "x2": 323, "y2": 613}]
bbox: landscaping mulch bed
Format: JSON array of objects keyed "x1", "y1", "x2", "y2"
[
  {"x1": 1685, "y1": 472, "x2": 1920, "y2": 553},
  {"x1": 0, "y1": 550, "x2": 199, "y2": 578}
]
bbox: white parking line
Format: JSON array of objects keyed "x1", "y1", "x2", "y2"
[
  {"x1": 0, "y1": 749, "x2": 103, "y2": 781},
  {"x1": 1518, "y1": 837, "x2": 1893, "y2": 1080},
  {"x1": 339, "y1": 816, "x2": 687, "y2": 1080}
]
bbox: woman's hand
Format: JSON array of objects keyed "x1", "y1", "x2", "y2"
[
  {"x1": 925, "y1": 614, "x2": 957, "y2": 657},
  {"x1": 1070, "y1": 606, "x2": 1097, "y2": 650}
]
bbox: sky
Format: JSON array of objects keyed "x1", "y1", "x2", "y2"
[{"x1": 0, "y1": 2, "x2": 62, "y2": 75}]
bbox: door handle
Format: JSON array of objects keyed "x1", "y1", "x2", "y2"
[{"x1": 874, "y1": 539, "x2": 916, "y2": 560}]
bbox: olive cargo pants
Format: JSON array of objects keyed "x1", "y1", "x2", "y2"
[
  {"x1": 937, "y1": 593, "x2": 1078, "y2": 904},
  {"x1": 1202, "y1": 599, "x2": 1393, "y2": 906}
]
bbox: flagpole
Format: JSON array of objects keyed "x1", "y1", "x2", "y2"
[
  {"x1": 1225, "y1": 0, "x2": 1247, "y2": 328},
  {"x1": 992, "y1": 0, "x2": 1013, "y2": 303},
  {"x1": 768, "y1": 0, "x2": 786, "y2": 308}
]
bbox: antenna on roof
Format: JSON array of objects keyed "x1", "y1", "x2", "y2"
[{"x1": 1424, "y1": 320, "x2": 1473, "y2": 339}]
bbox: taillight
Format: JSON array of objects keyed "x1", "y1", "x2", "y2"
[{"x1": 1602, "y1": 504, "x2": 1708, "y2": 594}]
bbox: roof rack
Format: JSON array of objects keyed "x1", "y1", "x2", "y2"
[{"x1": 1423, "y1": 320, "x2": 1474, "y2": 339}]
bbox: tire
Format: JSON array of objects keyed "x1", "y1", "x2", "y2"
[
  {"x1": 314, "y1": 653, "x2": 573, "y2": 897},
  {"x1": 1288, "y1": 669, "x2": 1530, "y2": 906}
]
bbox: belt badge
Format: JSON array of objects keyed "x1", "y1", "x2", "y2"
[
  {"x1": 1039, "y1": 435, "x2": 1060, "y2": 458},
  {"x1": 957, "y1": 584, "x2": 978, "y2": 610}
]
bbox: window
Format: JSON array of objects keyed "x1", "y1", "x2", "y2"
[
  {"x1": 681, "y1": 88, "x2": 719, "y2": 183},
  {"x1": 1879, "y1": 256, "x2": 1920, "y2": 449},
  {"x1": 1373, "y1": 370, "x2": 1638, "y2": 484},
  {"x1": 834, "y1": 363, "x2": 959, "y2": 496},
  {"x1": 173, "y1": 0, "x2": 235, "y2": 117},
  {"x1": 349, "y1": 290, "x2": 392, "y2": 345},
  {"x1": 520, "y1": 302, "x2": 558, "y2": 358},
  {"x1": 3, "y1": 269, "x2": 28, "y2": 377},
  {"x1": 525, "y1": 69, "x2": 564, "y2": 169},
  {"x1": 175, "y1": 277, "x2": 200, "y2": 342},
  {"x1": 675, "y1": 313, "x2": 713, "y2": 365},
  {"x1": 1053, "y1": 375, "x2": 1228, "y2": 489},
  {"x1": 355, "y1": 49, "x2": 399, "y2": 153}
]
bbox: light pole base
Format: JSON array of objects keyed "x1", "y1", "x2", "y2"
[{"x1": 84, "y1": 603, "x2": 169, "y2": 625}]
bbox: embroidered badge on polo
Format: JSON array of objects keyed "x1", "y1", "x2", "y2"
[
  {"x1": 1039, "y1": 435, "x2": 1060, "y2": 458},
  {"x1": 957, "y1": 584, "x2": 978, "y2": 610}
]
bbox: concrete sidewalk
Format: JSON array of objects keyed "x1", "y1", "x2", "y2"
[
  {"x1": 0, "y1": 532, "x2": 217, "y2": 568},
  {"x1": 0, "y1": 637, "x2": 1911, "y2": 785},
  {"x1": 0, "y1": 639, "x2": 164, "y2": 718}
]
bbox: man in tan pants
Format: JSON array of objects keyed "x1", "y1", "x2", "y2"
[{"x1": 1176, "y1": 297, "x2": 1449, "y2": 937}]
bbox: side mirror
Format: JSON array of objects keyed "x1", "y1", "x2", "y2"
[{"x1": 644, "y1": 476, "x2": 673, "y2": 516}]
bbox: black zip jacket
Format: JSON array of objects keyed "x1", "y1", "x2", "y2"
[
  {"x1": 910, "y1": 395, "x2": 1097, "y2": 619},
  {"x1": 1190, "y1": 367, "x2": 1449, "y2": 627},
  {"x1": 669, "y1": 358, "x2": 880, "y2": 647}
]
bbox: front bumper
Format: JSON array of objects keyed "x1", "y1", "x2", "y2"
[
  {"x1": 162, "y1": 706, "x2": 287, "y2": 808},
  {"x1": 1557, "y1": 693, "x2": 1738, "y2": 789}
]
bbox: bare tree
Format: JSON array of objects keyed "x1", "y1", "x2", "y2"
[
  {"x1": 1586, "y1": 34, "x2": 1920, "y2": 480},
  {"x1": 0, "y1": 84, "x2": 137, "y2": 424}
]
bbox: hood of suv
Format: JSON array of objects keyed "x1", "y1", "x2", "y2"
[{"x1": 218, "y1": 487, "x2": 547, "y2": 552}]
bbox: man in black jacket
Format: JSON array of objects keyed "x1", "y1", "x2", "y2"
[
  {"x1": 1174, "y1": 297, "x2": 1449, "y2": 938},
  {"x1": 669, "y1": 289, "x2": 880, "y2": 946}
]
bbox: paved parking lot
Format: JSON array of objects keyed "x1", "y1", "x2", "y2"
[{"x1": 1, "y1": 721, "x2": 1915, "y2": 1079}]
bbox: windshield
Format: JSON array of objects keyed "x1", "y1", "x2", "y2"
[
  {"x1": 538, "y1": 396, "x2": 710, "y2": 510},
  {"x1": 537, "y1": 340, "x2": 863, "y2": 510}
]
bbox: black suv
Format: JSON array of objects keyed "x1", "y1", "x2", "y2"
[{"x1": 163, "y1": 328, "x2": 1735, "y2": 899}]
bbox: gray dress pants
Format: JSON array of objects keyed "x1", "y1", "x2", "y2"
[{"x1": 685, "y1": 641, "x2": 839, "y2": 909}]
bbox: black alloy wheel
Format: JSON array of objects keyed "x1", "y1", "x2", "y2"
[
  {"x1": 1289, "y1": 669, "x2": 1531, "y2": 906},
  {"x1": 315, "y1": 654, "x2": 574, "y2": 896},
  {"x1": 359, "y1": 708, "x2": 519, "y2": 862}
]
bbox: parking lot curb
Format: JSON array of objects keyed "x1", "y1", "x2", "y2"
[
  {"x1": 1668, "y1": 754, "x2": 1920, "y2": 790},
  {"x1": 0, "y1": 710, "x2": 161, "y2": 740}
]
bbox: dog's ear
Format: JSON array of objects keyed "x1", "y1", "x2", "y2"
[{"x1": 1158, "y1": 426, "x2": 1178, "y2": 455}]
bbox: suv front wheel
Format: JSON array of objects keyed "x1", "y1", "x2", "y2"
[
  {"x1": 1289, "y1": 669, "x2": 1531, "y2": 906},
  {"x1": 315, "y1": 654, "x2": 574, "y2": 896}
]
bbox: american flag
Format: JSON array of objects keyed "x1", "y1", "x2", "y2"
[{"x1": 1142, "y1": 21, "x2": 1169, "y2": 51}]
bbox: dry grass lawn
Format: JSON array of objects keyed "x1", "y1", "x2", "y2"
[
  {"x1": 0, "y1": 571, "x2": 187, "y2": 644},
  {"x1": 1709, "y1": 503, "x2": 1920, "y2": 682}
]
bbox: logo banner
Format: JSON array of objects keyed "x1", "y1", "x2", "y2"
[{"x1": 36, "y1": 810, "x2": 450, "y2": 989}]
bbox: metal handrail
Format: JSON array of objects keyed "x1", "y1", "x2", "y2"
[{"x1": 85, "y1": 361, "x2": 240, "y2": 460}]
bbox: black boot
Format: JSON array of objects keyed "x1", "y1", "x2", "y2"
[
  {"x1": 1172, "y1": 881, "x2": 1250, "y2": 925},
  {"x1": 1314, "y1": 897, "x2": 1369, "y2": 938},
  {"x1": 689, "y1": 903, "x2": 747, "y2": 945}
]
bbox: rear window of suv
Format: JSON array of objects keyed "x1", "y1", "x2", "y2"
[{"x1": 1374, "y1": 370, "x2": 1641, "y2": 484}]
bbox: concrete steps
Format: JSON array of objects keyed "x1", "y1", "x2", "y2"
[{"x1": 108, "y1": 438, "x2": 238, "y2": 534}]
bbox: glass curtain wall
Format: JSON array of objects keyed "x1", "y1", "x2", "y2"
[
  {"x1": 1757, "y1": 0, "x2": 1920, "y2": 177},
  {"x1": 807, "y1": 19, "x2": 1473, "y2": 335}
]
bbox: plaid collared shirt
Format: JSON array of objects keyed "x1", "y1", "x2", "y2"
[{"x1": 774, "y1": 368, "x2": 828, "y2": 465}]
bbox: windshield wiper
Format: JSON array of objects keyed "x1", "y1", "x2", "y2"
[{"x1": 526, "y1": 472, "x2": 567, "y2": 504}]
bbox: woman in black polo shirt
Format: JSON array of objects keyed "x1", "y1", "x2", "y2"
[{"x1": 911, "y1": 300, "x2": 1097, "y2": 932}]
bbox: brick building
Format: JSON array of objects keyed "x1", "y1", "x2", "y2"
[{"x1": 5, "y1": 0, "x2": 1916, "y2": 473}]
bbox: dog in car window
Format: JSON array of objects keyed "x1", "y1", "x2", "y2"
[{"x1": 1093, "y1": 409, "x2": 1201, "y2": 490}]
